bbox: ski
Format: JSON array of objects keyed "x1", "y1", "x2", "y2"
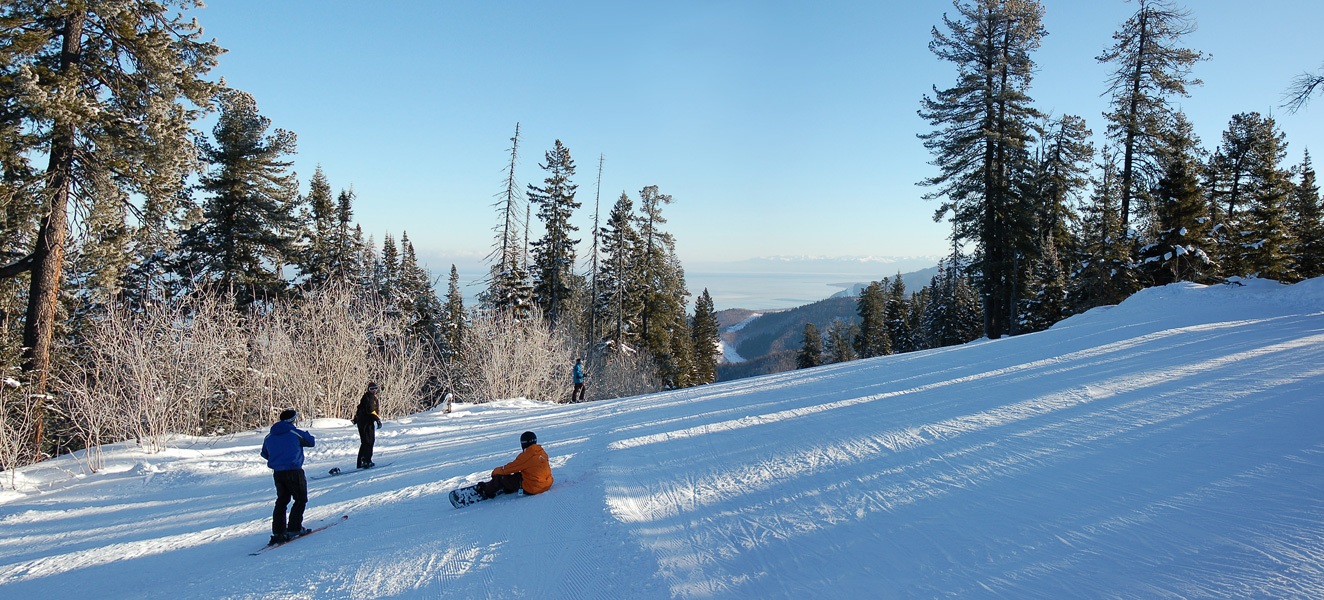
[
  {"x1": 311, "y1": 462, "x2": 395, "y2": 480},
  {"x1": 250, "y1": 514, "x2": 348, "y2": 555}
]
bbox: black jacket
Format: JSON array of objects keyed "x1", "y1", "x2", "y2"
[{"x1": 352, "y1": 391, "x2": 381, "y2": 426}]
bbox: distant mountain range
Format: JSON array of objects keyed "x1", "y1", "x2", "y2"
[{"x1": 714, "y1": 265, "x2": 942, "y2": 382}]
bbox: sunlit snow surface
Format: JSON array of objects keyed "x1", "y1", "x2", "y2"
[{"x1": 3, "y1": 279, "x2": 1324, "y2": 598}]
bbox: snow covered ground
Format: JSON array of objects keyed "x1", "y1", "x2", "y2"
[{"x1": 3, "y1": 279, "x2": 1324, "y2": 598}]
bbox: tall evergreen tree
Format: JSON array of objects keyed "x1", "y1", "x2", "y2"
[
  {"x1": 299, "y1": 166, "x2": 336, "y2": 288},
  {"x1": 1210, "y1": 112, "x2": 1294, "y2": 280},
  {"x1": 854, "y1": 280, "x2": 891, "y2": 358},
  {"x1": 1140, "y1": 111, "x2": 1214, "y2": 284},
  {"x1": 635, "y1": 186, "x2": 690, "y2": 384},
  {"x1": 1018, "y1": 233, "x2": 1068, "y2": 332},
  {"x1": 378, "y1": 234, "x2": 399, "y2": 310},
  {"x1": 921, "y1": 259, "x2": 985, "y2": 347},
  {"x1": 885, "y1": 274, "x2": 914, "y2": 351},
  {"x1": 398, "y1": 233, "x2": 444, "y2": 343},
  {"x1": 1290, "y1": 151, "x2": 1324, "y2": 278},
  {"x1": 1032, "y1": 114, "x2": 1093, "y2": 256},
  {"x1": 441, "y1": 264, "x2": 466, "y2": 360},
  {"x1": 177, "y1": 90, "x2": 299, "y2": 307},
  {"x1": 1097, "y1": 0, "x2": 1205, "y2": 230},
  {"x1": 796, "y1": 323, "x2": 824, "y2": 369},
  {"x1": 483, "y1": 123, "x2": 532, "y2": 317},
  {"x1": 919, "y1": 0, "x2": 1047, "y2": 339},
  {"x1": 689, "y1": 289, "x2": 720, "y2": 385},
  {"x1": 1071, "y1": 145, "x2": 1138, "y2": 312},
  {"x1": 824, "y1": 320, "x2": 859, "y2": 364},
  {"x1": 528, "y1": 140, "x2": 580, "y2": 326},
  {"x1": 596, "y1": 192, "x2": 644, "y2": 351},
  {"x1": 0, "y1": 0, "x2": 222, "y2": 452}
]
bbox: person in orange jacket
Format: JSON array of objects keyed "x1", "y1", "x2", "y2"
[{"x1": 477, "y1": 431, "x2": 554, "y2": 499}]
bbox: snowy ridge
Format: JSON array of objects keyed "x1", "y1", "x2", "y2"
[{"x1": 2, "y1": 279, "x2": 1324, "y2": 598}]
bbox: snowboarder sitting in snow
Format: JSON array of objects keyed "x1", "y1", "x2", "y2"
[
  {"x1": 260, "y1": 408, "x2": 316, "y2": 544},
  {"x1": 352, "y1": 382, "x2": 383, "y2": 469},
  {"x1": 477, "y1": 431, "x2": 554, "y2": 499}
]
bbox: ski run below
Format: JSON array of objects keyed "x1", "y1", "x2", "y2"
[{"x1": 3, "y1": 278, "x2": 1324, "y2": 598}]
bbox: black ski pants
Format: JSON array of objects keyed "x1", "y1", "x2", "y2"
[
  {"x1": 479, "y1": 473, "x2": 523, "y2": 499},
  {"x1": 357, "y1": 421, "x2": 376, "y2": 468},
  {"x1": 272, "y1": 469, "x2": 308, "y2": 536}
]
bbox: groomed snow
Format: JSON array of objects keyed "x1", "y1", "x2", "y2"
[{"x1": 3, "y1": 279, "x2": 1324, "y2": 598}]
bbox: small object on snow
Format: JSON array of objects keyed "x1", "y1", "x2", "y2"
[{"x1": 310, "y1": 462, "x2": 393, "y2": 480}]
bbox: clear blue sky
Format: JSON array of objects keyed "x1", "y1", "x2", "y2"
[{"x1": 195, "y1": 0, "x2": 1322, "y2": 278}]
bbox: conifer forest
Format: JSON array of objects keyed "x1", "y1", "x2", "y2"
[{"x1": 1, "y1": 0, "x2": 1321, "y2": 472}]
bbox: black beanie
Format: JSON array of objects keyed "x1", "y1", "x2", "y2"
[
  {"x1": 520, "y1": 431, "x2": 537, "y2": 448},
  {"x1": 279, "y1": 409, "x2": 297, "y2": 422}
]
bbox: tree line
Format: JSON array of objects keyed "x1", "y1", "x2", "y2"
[
  {"x1": 796, "y1": 0, "x2": 1321, "y2": 369},
  {"x1": 0, "y1": 3, "x2": 719, "y2": 471}
]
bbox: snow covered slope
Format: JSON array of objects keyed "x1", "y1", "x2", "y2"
[{"x1": 3, "y1": 279, "x2": 1324, "y2": 598}]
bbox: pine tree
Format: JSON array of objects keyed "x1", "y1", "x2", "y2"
[
  {"x1": 854, "y1": 280, "x2": 891, "y2": 358},
  {"x1": 0, "y1": 1, "x2": 221, "y2": 452},
  {"x1": 1071, "y1": 145, "x2": 1138, "y2": 312},
  {"x1": 299, "y1": 166, "x2": 337, "y2": 288},
  {"x1": 1290, "y1": 151, "x2": 1324, "y2": 278},
  {"x1": 441, "y1": 264, "x2": 466, "y2": 360},
  {"x1": 1032, "y1": 114, "x2": 1093, "y2": 258},
  {"x1": 1097, "y1": 0, "x2": 1205, "y2": 230},
  {"x1": 398, "y1": 233, "x2": 444, "y2": 343},
  {"x1": 635, "y1": 186, "x2": 690, "y2": 384},
  {"x1": 796, "y1": 323, "x2": 824, "y2": 369},
  {"x1": 689, "y1": 289, "x2": 720, "y2": 385},
  {"x1": 596, "y1": 192, "x2": 644, "y2": 351},
  {"x1": 1139, "y1": 111, "x2": 1214, "y2": 284},
  {"x1": 332, "y1": 187, "x2": 363, "y2": 282},
  {"x1": 482, "y1": 125, "x2": 533, "y2": 318},
  {"x1": 907, "y1": 285, "x2": 933, "y2": 351},
  {"x1": 824, "y1": 320, "x2": 858, "y2": 364},
  {"x1": 528, "y1": 140, "x2": 580, "y2": 327},
  {"x1": 1211, "y1": 112, "x2": 1294, "y2": 280},
  {"x1": 378, "y1": 234, "x2": 399, "y2": 311},
  {"x1": 177, "y1": 90, "x2": 299, "y2": 307},
  {"x1": 922, "y1": 259, "x2": 985, "y2": 347},
  {"x1": 1018, "y1": 234, "x2": 1068, "y2": 332},
  {"x1": 919, "y1": 0, "x2": 1047, "y2": 340},
  {"x1": 885, "y1": 274, "x2": 914, "y2": 351}
]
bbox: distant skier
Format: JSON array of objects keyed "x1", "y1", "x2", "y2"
[
  {"x1": 572, "y1": 358, "x2": 587, "y2": 402},
  {"x1": 260, "y1": 409, "x2": 315, "y2": 544},
  {"x1": 476, "y1": 431, "x2": 554, "y2": 499},
  {"x1": 352, "y1": 382, "x2": 383, "y2": 469}
]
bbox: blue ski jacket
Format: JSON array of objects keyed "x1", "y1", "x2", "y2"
[
  {"x1": 260, "y1": 421, "x2": 315, "y2": 472},
  {"x1": 573, "y1": 362, "x2": 584, "y2": 384}
]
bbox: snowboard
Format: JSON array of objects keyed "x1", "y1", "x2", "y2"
[
  {"x1": 448, "y1": 484, "x2": 527, "y2": 508},
  {"x1": 311, "y1": 462, "x2": 394, "y2": 480},
  {"x1": 250, "y1": 514, "x2": 348, "y2": 555},
  {"x1": 449, "y1": 483, "x2": 487, "y2": 508}
]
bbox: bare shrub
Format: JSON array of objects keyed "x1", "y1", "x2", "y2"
[
  {"x1": 460, "y1": 310, "x2": 573, "y2": 403},
  {"x1": 54, "y1": 292, "x2": 250, "y2": 458},
  {"x1": 50, "y1": 284, "x2": 438, "y2": 461},
  {"x1": 579, "y1": 349, "x2": 662, "y2": 401},
  {"x1": 244, "y1": 286, "x2": 436, "y2": 422},
  {"x1": 0, "y1": 376, "x2": 38, "y2": 486}
]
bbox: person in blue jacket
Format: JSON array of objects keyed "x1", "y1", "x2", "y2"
[
  {"x1": 572, "y1": 358, "x2": 586, "y2": 402},
  {"x1": 260, "y1": 409, "x2": 315, "y2": 544}
]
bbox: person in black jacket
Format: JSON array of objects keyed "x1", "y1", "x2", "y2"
[
  {"x1": 260, "y1": 409, "x2": 315, "y2": 544},
  {"x1": 353, "y1": 382, "x2": 383, "y2": 468}
]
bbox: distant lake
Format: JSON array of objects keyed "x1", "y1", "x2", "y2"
[{"x1": 686, "y1": 271, "x2": 866, "y2": 312}]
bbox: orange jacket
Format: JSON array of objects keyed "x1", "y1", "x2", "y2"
[{"x1": 492, "y1": 443, "x2": 554, "y2": 495}]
